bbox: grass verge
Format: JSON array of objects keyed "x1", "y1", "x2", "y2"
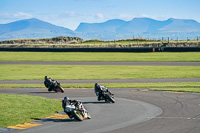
[
  {"x1": 0, "y1": 65, "x2": 199, "y2": 80},
  {"x1": 0, "y1": 52, "x2": 200, "y2": 61},
  {"x1": 0, "y1": 94, "x2": 63, "y2": 127},
  {"x1": 150, "y1": 88, "x2": 200, "y2": 93},
  {"x1": 0, "y1": 82, "x2": 199, "y2": 89},
  {"x1": 62, "y1": 82, "x2": 200, "y2": 89}
]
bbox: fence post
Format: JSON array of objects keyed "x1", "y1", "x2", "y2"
[{"x1": 152, "y1": 48, "x2": 155, "y2": 52}]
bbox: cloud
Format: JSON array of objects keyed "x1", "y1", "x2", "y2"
[
  {"x1": 13, "y1": 12, "x2": 32, "y2": 18},
  {"x1": 117, "y1": 14, "x2": 133, "y2": 20},
  {"x1": 95, "y1": 13, "x2": 104, "y2": 19},
  {"x1": 0, "y1": 12, "x2": 32, "y2": 19},
  {"x1": 59, "y1": 11, "x2": 77, "y2": 17},
  {"x1": 58, "y1": 11, "x2": 89, "y2": 19}
]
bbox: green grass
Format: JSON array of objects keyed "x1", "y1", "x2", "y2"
[
  {"x1": 150, "y1": 88, "x2": 200, "y2": 93},
  {"x1": 0, "y1": 82, "x2": 199, "y2": 89},
  {"x1": 0, "y1": 84, "x2": 44, "y2": 88},
  {"x1": 0, "y1": 65, "x2": 199, "y2": 80},
  {"x1": 0, "y1": 51, "x2": 199, "y2": 128},
  {"x1": 61, "y1": 82, "x2": 200, "y2": 88},
  {"x1": 0, "y1": 52, "x2": 200, "y2": 61},
  {"x1": 0, "y1": 93, "x2": 63, "y2": 127}
]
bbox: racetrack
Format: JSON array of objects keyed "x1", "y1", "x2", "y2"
[
  {"x1": 0, "y1": 61, "x2": 200, "y2": 133},
  {"x1": 0, "y1": 87, "x2": 200, "y2": 133},
  {"x1": 7, "y1": 96, "x2": 162, "y2": 133}
]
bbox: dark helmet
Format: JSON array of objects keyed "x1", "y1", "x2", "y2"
[
  {"x1": 64, "y1": 97, "x2": 69, "y2": 101},
  {"x1": 45, "y1": 76, "x2": 47, "y2": 80},
  {"x1": 95, "y1": 83, "x2": 99, "y2": 87},
  {"x1": 62, "y1": 97, "x2": 69, "y2": 109}
]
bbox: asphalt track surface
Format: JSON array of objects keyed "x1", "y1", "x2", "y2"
[
  {"x1": 0, "y1": 61, "x2": 200, "y2": 133},
  {"x1": 0, "y1": 88, "x2": 200, "y2": 133}
]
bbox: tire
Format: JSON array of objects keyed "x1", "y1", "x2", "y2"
[
  {"x1": 105, "y1": 94, "x2": 115, "y2": 103},
  {"x1": 56, "y1": 86, "x2": 64, "y2": 93},
  {"x1": 87, "y1": 112, "x2": 92, "y2": 119},
  {"x1": 72, "y1": 110, "x2": 83, "y2": 121}
]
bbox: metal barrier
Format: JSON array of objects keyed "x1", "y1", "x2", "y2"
[{"x1": 0, "y1": 47, "x2": 199, "y2": 52}]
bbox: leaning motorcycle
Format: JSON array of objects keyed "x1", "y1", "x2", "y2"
[
  {"x1": 44, "y1": 76, "x2": 64, "y2": 93},
  {"x1": 62, "y1": 97, "x2": 91, "y2": 121},
  {"x1": 94, "y1": 83, "x2": 115, "y2": 103}
]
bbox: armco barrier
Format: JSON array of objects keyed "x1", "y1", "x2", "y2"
[
  {"x1": 0, "y1": 47, "x2": 155, "y2": 52},
  {"x1": 0, "y1": 47, "x2": 199, "y2": 52},
  {"x1": 163, "y1": 47, "x2": 200, "y2": 52}
]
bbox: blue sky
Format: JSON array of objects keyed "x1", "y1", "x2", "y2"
[{"x1": 0, "y1": 0, "x2": 199, "y2": 30}]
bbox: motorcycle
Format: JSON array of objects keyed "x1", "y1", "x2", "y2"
[
  {"x1": 94, "y1": 83, "x2": 115, "y2": 103},
  {"x1": 44, "y1": 76, "x2": 64, "y2": 93},
  {"x1": 62, "y1": 97, "x2": 91, "y2": 121}
]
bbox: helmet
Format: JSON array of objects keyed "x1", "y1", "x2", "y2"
[
  {"x1": 64, "y1": 97, "x2": 69, "y2": 101},
  {"x1": 95, "y1": 83, "x2": 99, "y2": 87},
  {"x1": 62, "y1": 97, "x2": 69, "y2": 109}
]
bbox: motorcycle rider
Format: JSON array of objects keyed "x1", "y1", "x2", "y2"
[
  {"x1": 95, "y1": 83, "x2": 113, "y2": 101},
  {"x1": 62, "y1": 97, "x2": 73, "y2": 118},
  {"x1": 62, "y1": 97, "x2": 84, "y2": 119},
  {"x1": 44, "y1": 76, "x2": 57, "y2": 91}
]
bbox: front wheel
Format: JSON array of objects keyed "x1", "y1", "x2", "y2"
[
  {"x1": 72, "y1": 110, "x2": 83, "y2": 121},
  {"x1": 87, "y1": 112, "x2": 92, "y2": 119},
  {"x1": 56, "y1": 86, "x2": 64, "y2": 93},
  {"x1": 105, "y1": 94, "x2": 115, "y2": 103}
]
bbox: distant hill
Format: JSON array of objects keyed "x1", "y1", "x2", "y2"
[
  {"x1": 158, "y1": 18, "x2": 200, "y2": 32},
  {"x1": 75, "y1": 17, "x2": 200, "y2": 40},
  {"x1": 0, "y1": 18, "x2": 75, "y2": 41},
  {"x1": 76, "y1": 19, "x2": 127, "y2": 33},
  {"x1": 0, "y1": 17, "x2": 200, "y2": 41},
  {"x1": 76, "y1": 17, "x2": 200, "y2": 33}
]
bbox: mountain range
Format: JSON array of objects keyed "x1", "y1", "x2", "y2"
[
  {"x1": 0, "y1": 18, "x2": 75, "y2": 41},
  {"x1": 0, "y1": 17, "x2": 200, "y2": 41},
  {"x1": 76, "y1": 18, "x2": 200, "y2": 33}
]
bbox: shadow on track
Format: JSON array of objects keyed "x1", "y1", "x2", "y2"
[
  {"x1": 31, "y1": 117, "x2": 76, "y2": 123},
  {"x1": 29, "y1": 92, "x2": 58, "y2": 94},
  {"x1": 83, "y1": 101, "x2": 106, "y2": 104}
]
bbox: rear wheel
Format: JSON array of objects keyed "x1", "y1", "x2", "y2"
[
  {"x1": 57, "y1": 86, "x2": 64, "y2": 93},
  {"x1": 72, "y1": 110, "x2": 83, "y2": 121}
]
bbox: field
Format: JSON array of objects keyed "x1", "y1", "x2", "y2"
[
  {"x1": 0, "y1": 52, "x2": 200, "y2": 61},
  {"x1": 0, "y1": 51, "x2": 200, "y2": 127},
  {"x1": 0, "y1": 65, "x2": 199, "y2": 80},
  {"x1": 0, "y1": 51, "x2": 199, "y2": 89},
  {"x1": 0, "y1": 93, "x2": 62, "y2": 127}
]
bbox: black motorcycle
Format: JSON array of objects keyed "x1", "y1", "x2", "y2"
[
  {"x1": 94, "y1": 83, "x2": 115, "y2": 103},
  {"x1": 44, "y1": 76, "x2": 64, "y2": 93}
]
